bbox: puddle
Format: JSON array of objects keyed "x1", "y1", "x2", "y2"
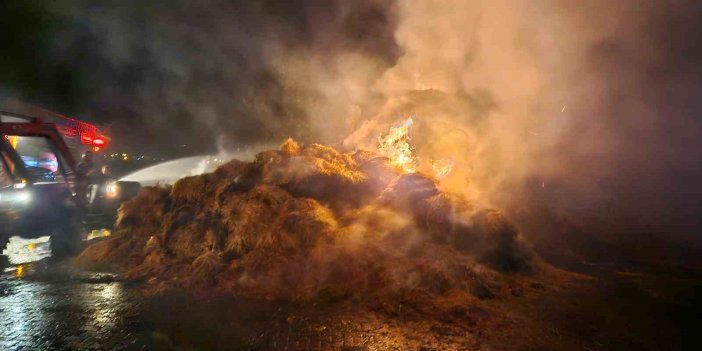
[
  {"x1": 0, "y1": 233, "x2": 149, "y2": 349},
  {"x1": 0, "y1": 266, "x2": 143, "y2": 349}
]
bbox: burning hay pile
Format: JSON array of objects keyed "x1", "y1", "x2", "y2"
[{"x1": 79, "y1": 139, "x2": 535, "y2": 302}]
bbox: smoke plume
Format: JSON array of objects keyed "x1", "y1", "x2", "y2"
[
  {"x1": 2, "y1": 0, "x2": 702, "y2": 243},
  {"x1": 283, "y1": 0, "x2": 702, "y2": 240}
]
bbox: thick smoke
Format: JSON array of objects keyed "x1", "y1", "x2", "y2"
[
  {"x1": 2, "y1": 1, "x2": 702, "y2": 243},
  {"x1": 300, "y1": 0, "x2": 702, "y2": 241},
  {"x1": 1, "y1": 0, "x2": 399, "y2": 151}
]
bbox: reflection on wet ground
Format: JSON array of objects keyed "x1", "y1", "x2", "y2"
[
  {"x1": 0, "y1": 235, "x2": 149, "y2": 350},
  {"x1": 0, "y1": 237, "x2": 358, "y2": 350},
  {"x1": 3, "y1": 233, "x2": 702, "y2": 350},
  {"x1": 0, "y1": 272, "x2": 146, "y2": 350}
]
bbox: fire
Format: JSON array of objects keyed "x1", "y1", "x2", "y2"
[
  {"x1": 432, "y1": 158, "x2": 454, "y2": 178},
  {"x1": 377, "y1": 118, "x2": 456, "y2": 179},
  {"x1": 378, "y1": 118, "x2": 418, "y2": 173}
]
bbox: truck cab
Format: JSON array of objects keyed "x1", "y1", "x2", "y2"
[
  {"x1": 0, "y1": 111, "x2": 84, "y2": 258},
  {"x1": 0, "y1": 111, "x2": 142, "y2": 266}
]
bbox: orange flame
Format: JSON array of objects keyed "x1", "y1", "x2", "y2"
[{"x1": 378, "y1": 118, "x2": 418, "y2": 173}]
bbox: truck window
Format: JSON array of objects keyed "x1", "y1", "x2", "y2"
[{"x1": 7, "y1": 135, "x2": 66, "y2": 183}]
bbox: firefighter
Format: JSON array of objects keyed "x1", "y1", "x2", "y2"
[
  {"x1": 77, "y1": 150, "x2": 98, "y2": 178},
  {"x1": 76, "y1": 151, "x2": 100, "y2": 208}
]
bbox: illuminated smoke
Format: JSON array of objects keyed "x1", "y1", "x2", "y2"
[
  {"x1": 287, "y1": 0, "x2": 702, "y2": 235},
  {"x1": 432, "y1": 158, "x2": 454, "y2": 178},
  {"x1": 6, "y1": 0, "x2": 700, "y2": 235}
]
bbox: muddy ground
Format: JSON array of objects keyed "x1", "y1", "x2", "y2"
[
  {"x1": 2, "y1": 232, "x2": 702, "y2": 350},
  {"x1": 135, "y1": 257, "x2": 702, "y2": 350}
]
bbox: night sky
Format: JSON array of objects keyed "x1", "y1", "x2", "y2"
[{"x1": 0, "y1": 0, "x2": 399, "y2": 153}]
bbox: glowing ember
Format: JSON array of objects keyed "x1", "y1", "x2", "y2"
[
  {"x1": 378, "y1": 118, "x2": 418, "y2": 173},
  {"x1": 432, "y1": 158, "x2": 454, "y2": 178}
]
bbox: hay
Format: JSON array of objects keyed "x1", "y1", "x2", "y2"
[{"x1": 78, "y1": 140, "x2": 535, "y2": 302}]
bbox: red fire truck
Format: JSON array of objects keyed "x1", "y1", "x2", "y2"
[{"x1": 0, "y1": 111, "x2": 139, "y2": 259}]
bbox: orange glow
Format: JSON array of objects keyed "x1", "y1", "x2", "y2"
[
  {"x1": 15, "y1": 265, "x2": 24, "y2": 278},
  {"x1": 377, "y1": 118, "x2": 418, "y2": 173},
  {"x1": 106, "y1": 183, "x2": 119, "y2": 198},
  {"x1": 4, "y1": 135, "x2": 19, "y2": 149},
  {"x1": 432, "y1": 158, "x2": 454, "y2": 178}
]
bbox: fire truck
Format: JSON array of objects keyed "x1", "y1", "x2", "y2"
[{"x1": 0, "y1": 110, "x2": 139, "y2": 260}]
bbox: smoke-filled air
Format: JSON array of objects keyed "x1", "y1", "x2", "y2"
[
  {"x1": 2, "y1": 0, "x2": 702, "y2": 349},
  {"x1": 8, "y1": 0, "x2": 698, "y2": 234},
  {"x1": 272, "y1": 0, "x2": 702, "y2": 236}
]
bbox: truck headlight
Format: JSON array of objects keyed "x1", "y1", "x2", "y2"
[
  {"x1": 106, "y1": 182, "x2": 119, "y2": 199},
  {"x1": 0, "y1": 190, "x2": 31, "y2": 205},
  {"x1": 16, "y1": 191, "x2": 31, "y2": 203}
]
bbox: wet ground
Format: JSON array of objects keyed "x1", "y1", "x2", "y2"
[
  {"x1": 0, "y1": 269, "x2": 145, "y2": 350},
  {"x1": 3, "y1": 234, "x2": 702, "y2": 350},
  {"x1": 0, "y1": 236, "x2": 314, "y2": 350},
  {"x1": 0, "y1": 236, "x2": 150, "y2": 350}
]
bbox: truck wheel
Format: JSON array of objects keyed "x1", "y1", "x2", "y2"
[{"x1": 50, "y1": 222, "x2": 82, "y2": 258}]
